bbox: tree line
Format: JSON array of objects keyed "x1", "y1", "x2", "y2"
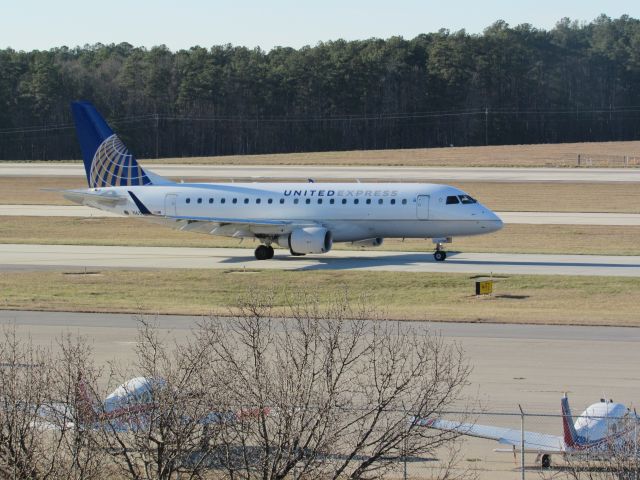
[{"x1": 1, "y1": 14, "x2": 640, "y2": 160}]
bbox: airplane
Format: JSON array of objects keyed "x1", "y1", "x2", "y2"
[
  {"x1": 33, "y1": 376, "x2": 267, "y2": 431},
  {"x1": 414, "y1": 395, "x2": 639, "y2": 469},
  {"x1": 63, "y1": 101, "x2": 503, "y2": 262}
]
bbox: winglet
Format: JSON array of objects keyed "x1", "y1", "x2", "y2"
[{"x1": 128, "y1": 191, "x2": 152, "y2": 215}]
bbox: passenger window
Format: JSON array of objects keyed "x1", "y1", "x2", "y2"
[
  {"x1": 232, "y1": 198, "x2": 237, "y2": 204},
  {"x1": 401, "y1": 199, "x2": 407, "y2": 205},
  {"x1": 256, "y1": 198, "x2": 261, "y2": 204},
  {"x1": 244, "y1": 198, "x2": 249, "y2": 204},
  {"x1": 279, "y1": 198, "x2": 285, "y2": 204},
  {"x1": 197, "y1": 198, "x2": 202, "y2": 204},
  {"x1": 446, "y1": 196, "x2": 460, "y2": 205},
  {"x1": 186, "y1": 198, "x2": 191, "y2": 204},
  {"x1": 294, "y1": 199, "x2": 299, "y2": 204},
  {"x1": 267, "y1": 198, "x2": 273, "y2": 204},
  {"x1": 391, "y1": 199, "x2": 396, "y2": 205},
  {"x1": 341, "y1": 199, "x2": 347, "y2": 205},
  {"x1": 305, "y1": 198, "x2": 311, "y2": 204},
  {"x1": 366, "y1": 199, "x2": 371, "y2": 205},
  {"x1": 317, "y1": 199, "x2": 322, "y2": 204},
  {"x1": 221, "y1": 198, "x2": 226, "y2": 204},
  {"x1": 209, "y1": 198, "x2": 213, "y2": 204},
  {"x1": 378, "y1": 199, "x2": 383, "y2": 204},
  {"x1": 330, "y1": 199, "x2": 335, "y2": 204},
  {"x1": 354, "y1": 199, "x2": 359, "y2": 205}
]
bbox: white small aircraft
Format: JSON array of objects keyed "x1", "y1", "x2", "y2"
[
  {"x1": 33, "y1": 376, "x2": 266, "y2": 431},
  {"x1": 63, "y1": 102, "x2": 503, "y2": 261},
  {"x1": 415, "y1": 395, "x2": 639, "y2": 468}
]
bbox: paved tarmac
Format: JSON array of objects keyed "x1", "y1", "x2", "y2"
[
  {"x1": 2, "y1": 163, "x2": 640, "y2": 182},
  {"x1": 3, "y1": 204, "x2": 640, "y2": 225},
  {"x1": 1, "y1": 244, "x2": 639, "y2": 276},
  {"x1": 2, "y1": 309, "x2": 639, "y2": 478}
]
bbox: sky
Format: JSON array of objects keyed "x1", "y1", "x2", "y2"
[{"x1": 2, "y1": 0, "x2": 639, "y2": 52}]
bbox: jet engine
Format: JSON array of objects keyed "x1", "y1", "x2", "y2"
[
  {"x1": 278, "y1": 227, "x2": 333, "y2": 254},
  {"x1": 352, "y1": 237, "x2": 384, "y2": 248}
]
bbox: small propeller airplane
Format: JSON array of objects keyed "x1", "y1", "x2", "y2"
[
  {"x1": 33, "y1": 376, "x2": 267, "y2": 432},
  {"x1": 415, "y1": 395, "x2": 639, "y2": 469}
]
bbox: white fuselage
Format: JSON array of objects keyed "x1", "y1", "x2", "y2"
[{"x1": 83, "y1": 181, "x2": 503, "y2": 243}]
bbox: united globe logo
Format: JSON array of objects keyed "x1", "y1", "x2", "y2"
[{"x1": 89, "y1": 134, "x2": 151, "y2": 187}]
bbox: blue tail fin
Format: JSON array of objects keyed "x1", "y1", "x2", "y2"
[{"x1": 71, "y1": 101, "x2": 153, "y2": 188}]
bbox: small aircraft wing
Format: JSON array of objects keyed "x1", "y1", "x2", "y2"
[{"x1": 416, "y1": 417, "x2": 565, "y2": 453}]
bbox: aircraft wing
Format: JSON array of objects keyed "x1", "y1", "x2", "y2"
[
  {"x1": 126, "y1": 192, "x2": 317, "y2": 237},
  {"x1": 156, "y1": 214, "x2": 316, "y2": 237},
  {"x1": 416, "y1": 418, "x2": 565, "y2": 453}
]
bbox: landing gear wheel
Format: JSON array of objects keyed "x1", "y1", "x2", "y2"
[
  {"x1": 540, "y1": 454, "x2": 551, "y2": 469},
  {"x1": 255, "y1": 245, "x2": 271, "y2": 260},
  {"x1": 433, "y1": 250, "x2": 447, "y2": 262},
  {"x1": 266, "y1": 245, "x2": 274, "y2": 259}
]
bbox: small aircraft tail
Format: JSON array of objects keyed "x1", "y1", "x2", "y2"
[
  {"x1": 75, "y1": 374, "x2": 100, "y2": 425},
  {"x1": 71, "y1": 101, "x2": 154, "y2": 188},
  {"x1": 561, "y1": 394, "x2": 580, "y2": 447}
]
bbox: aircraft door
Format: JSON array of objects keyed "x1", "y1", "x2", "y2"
[
  {"x1": 416, "y1": 195, "x2": 430, "y2": 220},
  {"x1": 164, "y1": 194, "x2": 177, "y2": 216}
]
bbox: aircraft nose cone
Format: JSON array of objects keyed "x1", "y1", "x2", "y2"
[{"x1": 480, "y1": 209, "x2": 503, "y2": 233}]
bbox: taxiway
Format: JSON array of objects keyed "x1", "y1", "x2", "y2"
[{"x1": 1, "y1": 244, "x2": 639, "y2": 276}]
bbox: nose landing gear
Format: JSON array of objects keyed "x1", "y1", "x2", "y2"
[
  {"x1": 432, "y1": 237, "x2": 451, "y2": 262},
  {"x1": 433, "y1": 248, "x2": 447, "y2": 262}
]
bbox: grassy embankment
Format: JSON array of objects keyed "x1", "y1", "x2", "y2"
[{"x1": 0, "y1": 269, "x2": 638, "y2": 326}]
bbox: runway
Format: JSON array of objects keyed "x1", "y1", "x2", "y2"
[
  {"x1": 2, "y1": 243, "x2": 639, "y2": 276},
  {"x1": 3, "y1": 204, "x2": 640, "y2": 225},
  {"x1": 2, "y1": 163, "x2": 640, "y2": 182}
]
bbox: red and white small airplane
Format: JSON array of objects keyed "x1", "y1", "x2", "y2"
[
  {"x1": 36, "y1": 376, "x2": 267, "y2": 431},
  {"x1": 415, "y1": 395, "x2": 639, "y2": 468}
]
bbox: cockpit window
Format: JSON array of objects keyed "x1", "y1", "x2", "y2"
[
  {"x1": 446, "y1": 196, "x2": 460, "y2": 205},
  {"x1": 458, "y1": 195, "x2": 477, "y2": 204}
]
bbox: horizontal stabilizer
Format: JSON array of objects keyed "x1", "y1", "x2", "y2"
[{"x1": 56, "y1": 189, "x2": 128, "y2": 207}]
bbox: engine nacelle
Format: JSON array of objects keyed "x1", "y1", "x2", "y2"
[
  {"x1": 278, "y1": 227, "x2": 333, "y2": 254},
  {"x1": 352, "y1": 237, "x2": 384, "y2": 248}
]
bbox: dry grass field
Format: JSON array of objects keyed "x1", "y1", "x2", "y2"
[
  {"x1": 5, "y1": 140, "x2": 640, "y2": 168},
  {"x1": 1, "y1": 269, "x2": 638, "y2": 326},
  {"x1": 146, "y1": 141, "x2": 640, "y2": 167},
  {"x1": 2, "y1": 216, "x2": 640, "y2": 255},
  {"x1": 2, "y1": 177, "x2": 640, "y2": 213}
]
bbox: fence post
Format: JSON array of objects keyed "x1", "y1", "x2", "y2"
[
  {"x1": 635, "y1": 413, "x2": 638, "y2": 480},
  {"x1": 403, "y1": 419, "x2": 408, "y2": 480},
  {"x1": 519, "y1": 405, "x2": 525, "y2": 480},
  {"x1": 577, "y1": 154, "x2": 581, "y2": 166}
]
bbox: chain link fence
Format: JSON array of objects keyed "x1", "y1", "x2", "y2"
[{"x1": 577, "y1": 154, "x2": 640, "y2": 167}]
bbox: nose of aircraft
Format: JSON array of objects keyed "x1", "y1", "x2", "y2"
[{"x1": 481, "y1": 208, "x2": 503, "y2": 233}]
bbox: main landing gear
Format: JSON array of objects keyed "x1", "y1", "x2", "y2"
[
  {"x1": 534, "y1": 453, "x2": 552, "y2": 469},
  {"x1": 433, "y1": 242, "x2": 447, "y2": 262},
  {"x1": 254, "y1": 244, "x2": 274, "y2": 260}
]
